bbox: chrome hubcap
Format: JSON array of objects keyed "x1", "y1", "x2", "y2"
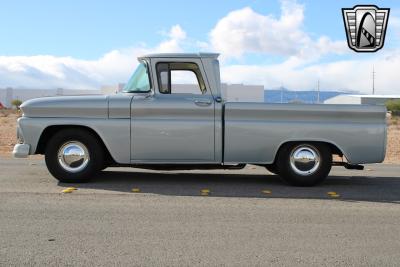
[
  {"x1": 57, "y1": 141, "x2": 89, "y2": 173},
  {"x1": 289, "y1": 145, "x2": 320, "y2": 176}
]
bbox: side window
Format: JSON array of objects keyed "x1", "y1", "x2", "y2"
[
  {"x1": 171, "y1": 70, "x2": 201, "y2": 94},
  {"x1": 156, "y1": 62, "x2": 206, "y2": 95}
]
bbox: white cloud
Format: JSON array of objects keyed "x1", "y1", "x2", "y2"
[
  {"x1": 209, "y1": 1, "x2": 347, "y2": 62},
  {"x1": 0, "y1": 25, "x2": 187, "y2": 89},
  {"x1": 209, "y1": 1, "x2": 399, "y2": 94},
  {"x1": 156, "y1": 25, "x2": 187, "y2": 53},
  {"x1": 221, "y1": 50, "x2": 400, "y2": 94}
]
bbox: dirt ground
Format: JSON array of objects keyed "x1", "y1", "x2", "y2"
[
  {"x1": 386, "y1": 115, "x2": 400, "y2": 163},
  {"x1": 1, "y1": 109, "x2": 399, "y2": 163},
  {"x1": 0, "y1": 110, "x2": 19, "y2": 156}
]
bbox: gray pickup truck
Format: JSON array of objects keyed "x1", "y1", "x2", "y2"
[{"x1": 13, "y1": 53, "x2": 387, "y2": 186}]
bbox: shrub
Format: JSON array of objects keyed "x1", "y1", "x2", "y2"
[
  {"x1": 11, "y1": 99, "x2": 22, "y2": 109},
  {"x1": 386, "y1": 99, "x2": 400, "y2": 111}
]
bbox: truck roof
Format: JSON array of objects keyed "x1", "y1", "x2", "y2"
[{"x1": 138, "y1": 52, "x2": 219, "y2": 60}]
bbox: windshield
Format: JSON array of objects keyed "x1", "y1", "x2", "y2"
[{"x1": 123, "y1": 62, "x2": 151, "y2": 93}]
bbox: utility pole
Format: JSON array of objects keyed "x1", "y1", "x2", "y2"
[
  {"x1": 317, "y1": 79, "x2": 320, "y2": 103},
  {"x1": 280, "y1": 84, "x2": 284, "y2": 103},
  {"x1": 372, "y1": 65, "x2": 375, "y2": 95}
]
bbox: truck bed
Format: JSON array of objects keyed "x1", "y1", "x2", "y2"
[{"x1": 223, "y1": 103, "x2": 387, "y2": 164}]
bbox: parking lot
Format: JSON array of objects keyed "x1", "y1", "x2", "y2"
[{"x1": 1, "y1": 157, "x2": 400, "y2": 266}]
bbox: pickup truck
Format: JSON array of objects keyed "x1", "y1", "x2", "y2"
[{"x1": 13, "y1": 53, "x2": 387, "y2": 186}]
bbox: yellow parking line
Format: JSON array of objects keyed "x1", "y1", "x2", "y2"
[
  {"x1": 327, "y1": 192, "x2": 340, "y2": 198},
  {"x1": 200, "y1": 189, "x2": 210, "y2": 196},
  {"x1": 131, "y1": 188, "x2": 140, "y2": 193},
  {"x1": 61, "y1": 188, "x2": 74, "y2": 193},
  {"x1": 65, "y1": 187, "x2": 77, "y2": 191}
]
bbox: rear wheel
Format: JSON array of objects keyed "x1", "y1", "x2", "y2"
[
  {"x1": 45, "y1": 129, "x2": 104, "y2": 183},
  {"x1": 276, "y1": 143, "x2": 332, "y2": 186}
]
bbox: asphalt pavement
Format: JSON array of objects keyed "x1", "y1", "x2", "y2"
[{"x1": 1, "y1": 157, "x2": 400, "y2": 266}]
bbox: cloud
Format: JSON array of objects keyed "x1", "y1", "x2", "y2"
[
  {"x1": 209, "y1": 1, "x2": 347, "y2": 62},
  {"x1": 0, "y1": 25, "x2": 187, "y2": 89},
  {"x1": 156, "y1": 25, "x2": 187, "y2": 53},
  {"x1": 220, "y1": 50, "x2": 400, "y2": 94},
  {"x1": 209, "y1": 1, "x2": 399, "y2": 94}
]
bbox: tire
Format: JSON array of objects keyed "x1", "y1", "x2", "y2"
[
  {"x1": 45, "y1": 128, "x2": 104, "y2": 183},
  {"x1": 276, "y1": 142, "x2": 332, "y2": 186},
  {"x1": 265, "y1": 164, "x2": 279, "y2": 175}
]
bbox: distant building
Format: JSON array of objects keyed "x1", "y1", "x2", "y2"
[
  {"x1": 324, "y1": 94, "x2": 400, "y2": 105},
  {"x1": 100, "y1": 83, "x2": 126, "y2": 95},
  {"x1": 0, "y1": 83, "x2": 264, "y2": 108},
  {"x1": 265, "y1": 89, "x2": 345, "y2": 104},
  {"x1": 221, "y1": 84, "x2": 264, "y2": 102}
]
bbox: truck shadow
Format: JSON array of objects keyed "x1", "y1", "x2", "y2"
[{"x1": 59, "y1": 167, "x2": 400, "y2": 204}]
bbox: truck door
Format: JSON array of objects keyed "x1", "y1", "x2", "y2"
[{"x1": 131, "y1": 59, "x2": 215, "y2": 162}]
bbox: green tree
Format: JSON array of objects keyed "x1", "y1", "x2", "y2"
[
  {"x1": 11, "y1": 99, "x2": 22, "y2": 109},
  {"x1": 386, "y1": 99, "x2": 400, "y2": 113}
]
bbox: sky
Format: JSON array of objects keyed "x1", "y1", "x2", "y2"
[{"x1": 0, "y1": 0, "x2": 399, "y2": 93}]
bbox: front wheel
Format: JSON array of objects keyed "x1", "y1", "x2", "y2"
[
  {"x1": 276, "y1": 143, "x2": 332, "y2": 186},
  {"x1": 45, "y1": 129, "x2": 104, "y2": 183}
]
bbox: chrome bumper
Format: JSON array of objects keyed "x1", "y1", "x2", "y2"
[{"x1": 13, "y1": 144, "x2": 30, "y2": 158}]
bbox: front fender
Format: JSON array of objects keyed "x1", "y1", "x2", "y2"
[{"x1": 18, "y1": 117, "x2": 131, "y2": 164}]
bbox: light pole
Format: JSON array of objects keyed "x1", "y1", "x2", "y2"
[{"x1": 372, "y1": 66, "x2": 375, "y2": 95}]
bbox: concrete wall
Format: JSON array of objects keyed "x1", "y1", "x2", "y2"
[
  {"x1": 222, "y1": 84, "x2": 264, "y2": 102},
  {"x1": 324, "y1": 95, "x2": 362, "y2": 104},
  {"x1": 324, "y1": 94, "x2": 400, "y2": 105}
]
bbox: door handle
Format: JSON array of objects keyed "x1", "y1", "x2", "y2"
[{"x1": 194, "y1": 99, "x2": 212, "y2": 106}]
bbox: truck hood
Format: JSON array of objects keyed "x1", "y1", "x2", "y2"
[{"x1": 20, "y1": 95, "x2": 109, "y2": 118}]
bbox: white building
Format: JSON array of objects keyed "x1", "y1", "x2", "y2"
[
  {"x1": 1, "y1": 83, "x2": 264, "y2": 108},
  {"x1": 221, "y1": 84, "x2": 264, "y2": 102},
  {"x1": 324, "y1": 94, "x2": 400, "y2": 105},
  {"x1": 100, "y1": 83, "x2": 126, "y2": 95}
]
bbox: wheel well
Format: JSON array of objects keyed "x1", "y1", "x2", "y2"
[
  {"x1": 36, "y1": 125, "x2": 115, "y2": 164},
  {"x1": 273, "y1": 141, "x2": 344, "y2": 163}
]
